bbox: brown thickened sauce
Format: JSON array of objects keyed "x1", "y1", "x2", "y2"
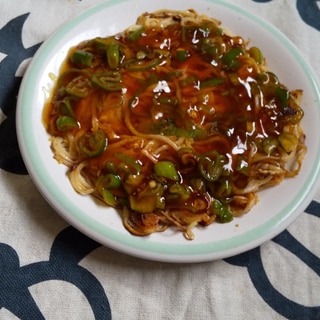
[{"x1": 43, "y1": 11, "x2": 305, "y2": 238}]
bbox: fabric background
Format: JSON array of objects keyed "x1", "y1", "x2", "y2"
[{"x1": 0, "y1": 1, "x2": 319, "y2": 319}]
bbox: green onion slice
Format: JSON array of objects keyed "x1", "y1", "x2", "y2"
[
  {"x1": 91, "y1": 71, "x2": 122, "y2": 91},
  {"x1": 200, "y1": 77, "x2": 225, "y2": 88},
  {"x1": 127, "y1": 26, "x2": 144, "y2": 42},
  {"x1": 212, "y1": 200, "x2": 233, "y2": 223},
  {"x1": 107, "y1": 43, "x2": 120, "y2": 69},
  {"x1": 115, "y1": 153, "x2": 142, "y2": 174},
  {"x1": 56, "y1": 116, "x2": 78, "y2": 131},
  {"x1": 78, "y1": 129, "x2": 107, "y2": 157},
  {"x1": 198, "y1": 154, "x2": 226, "y2": 182},
  {"x1": 154, "y1": 161, "x2": 179, "y2": 181},
  {"x1": 66, "y1": 75, "x2": 91, "y2": 98},
  {"x1": 71, "y1": 50, "x2": 94, "y2": 68},
  {"x1": 97, "y1": 173, "x2": 121, "y2": 189},
  {"x1": 221, "y1": 47, "x2": 243, "y2": 70},
  {"x1": 124, "y1": 58, "x2": 161, "y2": 71},
  {"x1": 248, "y1": 46, "x2": 263, "y2": 64}
]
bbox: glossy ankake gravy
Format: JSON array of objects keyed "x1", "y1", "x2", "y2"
[{"x1": 44, "y1": 9, "x2": 306, "y2": 239}]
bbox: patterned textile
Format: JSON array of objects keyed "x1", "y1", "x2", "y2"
[{"x1": 1, "y1": 1, "x2": 319, "y2": 319}]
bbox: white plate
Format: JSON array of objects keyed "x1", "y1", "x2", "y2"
[{"x1": 17, "y1": 0, "x2": 320, "y2": 263}]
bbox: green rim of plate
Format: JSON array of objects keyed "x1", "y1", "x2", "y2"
[{"x1": 17, "y1": 0, "x2": 320, "y2": 262}]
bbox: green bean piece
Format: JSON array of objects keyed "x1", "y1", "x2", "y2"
[
  {"x1": 221, "y1": 47, "x2": 243, "y2": 71},
  {"x1": 127, "y1": 26, "x2": 144, "y2": 42},
  {"x1": 248, "y1": 46, "x2": 263, "y2": 64},
  {"x1": 107, "y1": 43, "x2": 120, "y2": 69},
  {"x1": 71, "y1": 50, "x2": 94, "y2": 68},
  {"x1": 115, "y1": 152, "x2": 142, "y2": 174},
  {"x1": 66, "y1": 75, "x2": 91, "y2": 98},
  {"x1": 212, "y1": 200, "x2": 233, "y2": 223},
  {"x1": 91, "y1": 72, "x2": 122, "y2": 91},
  {"x1": 56, "y1": 116, "x2": 78, "y2": 131},
  {"x1": 78, "y1": 129, "x2": 107, "y2": 157},
  {"x1": 154, "y1": 161, "x2": 179, "y2": 181}
]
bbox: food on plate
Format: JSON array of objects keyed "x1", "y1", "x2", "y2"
[{"x1": 43, "y1": 9, "x2": 306, "y2": 239}]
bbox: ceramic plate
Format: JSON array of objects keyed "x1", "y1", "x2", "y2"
[{"x1": 17, "y1": 0, "x2": 320, "y2": 263}]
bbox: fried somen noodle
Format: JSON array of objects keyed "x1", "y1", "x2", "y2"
[{"x1": 43, "y1": 9, "x2": 306, "y2": 240}]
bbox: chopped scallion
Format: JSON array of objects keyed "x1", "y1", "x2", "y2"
[{"x1": 154, "y1": 161, "x2": 179, "y2": 181}]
